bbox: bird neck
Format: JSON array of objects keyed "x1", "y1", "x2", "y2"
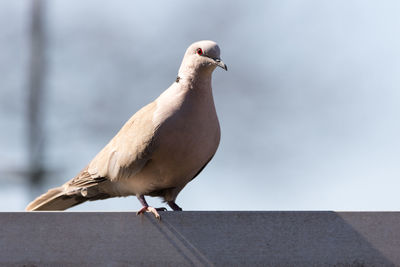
[
  {"x1": 178, "y1": 75, "x2": 213, "y2": 98},
  {"x1": 177, "y1": 67, "x2": 213, "y2": 90}
]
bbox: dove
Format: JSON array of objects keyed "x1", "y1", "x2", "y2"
[{"x1": 26, "y1": 40, "x2": 227, "y2": 219}]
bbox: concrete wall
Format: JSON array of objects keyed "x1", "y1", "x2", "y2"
[{"x1": 0, "y1": 211, "x2": 399, "y2": 266}]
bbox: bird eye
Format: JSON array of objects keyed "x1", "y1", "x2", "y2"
[{"x1": 196, "y1": 48, "x2": 203, "y2": 55}]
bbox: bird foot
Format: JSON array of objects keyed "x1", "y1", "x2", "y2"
[{"x1": 136, "y1": 206, "x2": 161, "y2": 220}]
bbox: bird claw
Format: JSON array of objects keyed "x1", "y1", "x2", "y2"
[{"x1": 136, "y1": 206, "x2": 161, "y2": 220}]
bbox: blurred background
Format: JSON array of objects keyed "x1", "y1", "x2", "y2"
[{"x1": 1, "y1": 0, "x2": 400, "y2": 211}]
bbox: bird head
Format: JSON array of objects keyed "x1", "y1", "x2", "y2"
[{"x1": 178, "y1": 40, "x2": 227, "y2": 78}]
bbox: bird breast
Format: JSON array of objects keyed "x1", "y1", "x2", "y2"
[{"x1": 150, "y1": 82, "x2": 220, "y2": 185}]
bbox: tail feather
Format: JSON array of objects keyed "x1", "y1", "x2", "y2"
[{"x1": 25, "y1": 186, "x2": 87, "y2": 211}]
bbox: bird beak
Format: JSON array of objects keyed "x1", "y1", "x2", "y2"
[{"x1": 214, "y1": 58, "x2": 228, "y2": 71}]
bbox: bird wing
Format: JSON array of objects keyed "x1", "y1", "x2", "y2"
[
  {"x1": 69, "y1": 101, "x2": 158, "y2": 188},
  {"x1": 27, "y1": 102, "x2": 159, "y2": 210}
]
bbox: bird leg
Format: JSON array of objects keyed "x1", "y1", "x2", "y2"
[
  {"x1": 167, "y1": 201, "x2": 183, "y2": 211},
  {"x1": 136, "y1": 195, "x2": 163, "y2": 220}
]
